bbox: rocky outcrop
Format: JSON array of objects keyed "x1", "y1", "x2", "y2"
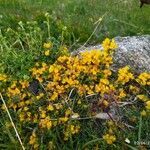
[{"x1": 74, "y1": 35, "x2": 150, "y2": 73}]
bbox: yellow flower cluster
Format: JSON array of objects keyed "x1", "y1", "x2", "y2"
[
  {"x1": 103, "y1": 134, "x2": 116, "y2": 144},
  {"x1": 43, "y1": 42, "x2": 53, "y2": 56},
  {"x1": 32, "y1": 39, "x2": 117, "y2": 102},
  {"x1": 117, "y1": 66, "x2": 134, "y2": 85},
  {"x1": 29, "y1": 132, "x2": 39, "y2": 149},
  {"x1": 1, "y1": 38, "x2": 150, "y2": 148},
  {"x1": 59, "y1": 45, "x2": 69, "y2": 56},
  {"x1": 7, "y1": 81, "x2": 21, "y2": 97},
  {"x1": 30, "y1": 62, "x2": 48, "y2": 82},
  {"x1": 64, "y1": 124, "x2": 80, "y2": 141},
  {"x1": 0, "y1": 74, "x2": 7, "y2": 82},
  {"x1": 118, "y1": 88, "x2": 126, "y2": 99},
  {"x1": 137, "y1": 94, "x2": 150, "y2": 113},
  {"x1": 129, "y1": 85, "x2": 140, "y2": 94},
  {"x1": 136, "y1": 72, "x2": 150, "y2": 86},
  {"x1": 140, "y1": 110, "x2": 147, "y2": 116},
  {"x1": 103, "y1": 121, "x2": 117, "y2": 144},
  {"x1": 102, "y1": 38, "x2": 117, "y2": 52},
  {"x1": 146, "y1": 101, "x2": 150, "y2": 110},
  {"x1": 43, "y1": 42, "x2": 53, "y2": 49},
  {"x1": 39, "y1": 117, "x2": 52, "y2": 129},
  {"x1": 137, "y1": 94, "x2": 149, "y2": 102}
]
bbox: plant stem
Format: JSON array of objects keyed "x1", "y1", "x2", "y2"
[{"x1": 0, "y1": 93, "x2": 25, "y2": 150}]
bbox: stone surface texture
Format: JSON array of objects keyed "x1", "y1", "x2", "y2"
[{"x1": 75, "y1": 35, "x2": 150, "y2": 73}]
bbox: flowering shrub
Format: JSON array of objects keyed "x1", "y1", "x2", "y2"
[{"x1": 0, "y1": 38, "x2": 150, "y2": 149}]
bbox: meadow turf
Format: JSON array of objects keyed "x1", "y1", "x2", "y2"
[
  {"x1": 0, "y1": 0, "x2": 150, "y2": 78},
  {"x1": 0, "y1": 0, "x2": 150, "y2": 44},
  {"x1": 0, "y1": 0, "x2": 150, "y2": 150}
]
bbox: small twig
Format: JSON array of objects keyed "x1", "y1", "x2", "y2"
[
  {"x1": 69, "y1": 38, "x2": 80, "y2": 50},
  {"x1": 116, "y1": 97, "x2": 137, "y2": 107},
  {"x1": 49, "y1": 114, "x2": 115, "y2": 121},
  {"x1": 107, "y1": 112, "x2": 115, "y2": 122},
  {"x1": 118, "y1": 102, "x2": 134, "y2": 107},
  {"x1": 48, "y1": 117, "x2": 93, "y2": 121},
  {"x1": 63, "y1": 88, "x2": 75, "y2": 115},
  {"x1": 95, "y1": 112, "x2": 116, "y2": 120},
  {"x1": 85, "y1": 93, "x2": 97, "y2": 98},
  {"x1": 39, "y1": 82, "x2": 46, "y2": 92},
  {"x1": 123, "y1": 122, "x2": 135, "y2": 129},
  {"x1": 68, "y1": 88, "x2": 75, "y2": 99},
  {"x1": 0, "y1": 93, "x2": 25, "y2": 150},
  {"x1": 72, "y1": 116, "x2": 93, "y2": 120}
]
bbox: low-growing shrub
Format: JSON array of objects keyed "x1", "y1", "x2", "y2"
[{"x1": 0, "y1": 37, "x2": 150, "y2": 149}]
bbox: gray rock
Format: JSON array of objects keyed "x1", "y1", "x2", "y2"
[{"x1": 73, "y1": 35, "x2": 150, "y2": 73}]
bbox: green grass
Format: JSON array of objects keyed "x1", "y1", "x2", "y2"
[
  {"x1": 0, "y1": 0, "x2": 150, "y2": 78},
  {"x1": 0, "y1": 0, "x2": 150, "y2": 45},
  {"x1": 0, "y1": 0, "x2": 150, "y2": 149}
]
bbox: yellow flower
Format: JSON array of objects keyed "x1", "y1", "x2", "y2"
[
  {"x1": 103, "y1": 134, "x2": 116, "y2": 144},
  {"x1": 36, "y1": 93, "x2": 44, "y2": 100},
  {"x1": 42, "y1": 62, "x2": 47, "y2": 67},
  {"x1": 29, "y1": 132, "x2": 39, "y2": 148},
  {"x1": 137, "y1": 95, "x2": 148, "y2": 102},
  {"x1": 75, "y1": 125, "x2": 80, "y2": 133},
  {"x1": 19, "y1": 113, "x2": 25, "y2": 122},
  {"x1": 50, "y1": 92, "x2": 58, "y2": 101},
  {"x1": 0, "y1": 74, "x2": 7, "y2": 82},
  {"x1": 103, "y1": 100, "x2": 109, "y2": 107},
  {"x1": 100, "y1": 78, "x2": 109, "y2": 85},
  {"x1": 107, "y1": 121, "x2": 114, "y2": 126},
  {"x1": 54, "y1": 103, "x2": 63, "y2": 110},
  {"x1": 102, "y1": 38, "x2": 110, "y2": 50},
  {"x1": 70, "y1": 125, "x2": 77, "y2": 134},
  {"x1": 35, "y1": 62, "x2": 40, "y2": 67},
  {"x1": 108, "y1": 128, "x2": 113, "y2": 134},
  {"x1": 65, "y1": 109, "x2": 72, "y2": 116},
  {"x1": 18, "y1": 101, "x2": 25, "y2": 107},
  {"x1": 36, "y1": 77, "x2": 43, "y2": 83},
  {"x1": 45, "y1": 50, "x2": 50, "y2": 56},
  {"x1": 8, "y1": 87, "x2": 20, "y2": 96},
  {"x1": 10, "y1": 81, "x2": 17, "y2": 88},
  {"x1": 19, "y1": 80, "x2": 29, "y2": 89},
  {"x1": 146, "y1": 101, "x2": 150, "y2": 110},
  {"x1": 129, "y1": 85, "x2": 139, "y2": 94},
  {"x1": 77, "y1": 99, "x2": 82, "y2": 105},
  {"x1": 117, "y1": 66, "x2": 134, "y2": 84},
  {"x1": 59, "y1": 117, "x2": 68, "y2": 123},
  {"x1": 118, "y1": 89, "x2": 126, "y2": 99},
  {"x1": 140, "y1": 110, "x2": 147, "y2": 116},
  {"x1": 49, "y1": 65, "x2": 55, "y2": 73},
  {"x1": 24, "y1": 107, "x2": 29, "y2": 111},
  {"x1": 40, "y1": 110, "x2": 46, "y2": 118},
  {"x1": 136, "y1": 72, "x2": 150, "y2": 86},
  {"x1": 46, "y1": 121, "x2": 52, "y2": 129},
  {"x1": 109, "y1": 39, "x2": 117, "y2": 49},
  {"x1": 47, "y1": 104, "x2": 54, "y2": 111},
  {"x1": 33, "y1": 115, "x2": 38, "y2": 123},
  {"x1": 64, "y1": 131, "x2": 69, "y2": 141},
  {"x1": 71, "y1": 113, "x2": 79, "y2": 119},
  {"x1": 103, "y1": 69, "x2": 112, "y2": 78},
  {"x1": 59, "y1": 45, "x2": 69, "y2": 55},
  {"x1": 29, "y1": 133, "x2": 36, "y2": 145},
  {"x1": 39, "y1": 117, "x2": 52, "y2": 129},
  {"x1": 48, "y1": 141, "x2": 55, "y2": 149},
  {"x1": 43, "y1": 42, "x2": 53, "y2": 49},
  {"x1": 102, "y1": 38, "x2": 117, "y2": 52}
]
